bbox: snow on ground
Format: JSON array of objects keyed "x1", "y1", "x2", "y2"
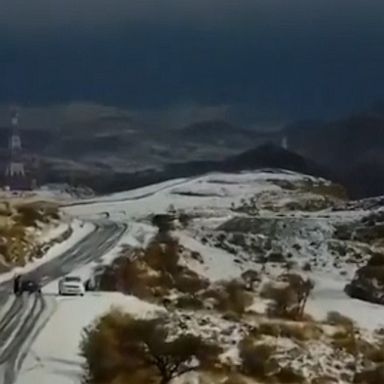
[
  {"x1": 64, "y1": 171, "x2": 314, "y2": 221},
  {"x1": 35, "y1": 222, "x2": 70, "y2": 245},
  {"x1": 73, "y1": 177, "x2": 190, "y2": 204},
  {"x1": 178, "y1": 232, "x2": 245, "y2": 281},
  {"x1": 16, "y1": 294, "x2": 162, "y2": 384},
  {"x1": 308, "y1": 273, "x2": 384, "y2": 331},
  {"x1": 14, "y1": 170, "x2": 384, "y2": 383},
  {"x1": 0, "y1": 220, "x2": 94, "y2": 284}
]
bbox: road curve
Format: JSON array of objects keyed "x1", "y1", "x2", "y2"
[{"x1": 0, "y1": 220, "x2": 126, "y2": 384}]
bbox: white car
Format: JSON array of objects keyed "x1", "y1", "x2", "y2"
[{"x1": 58, "y1": 276, "x2": 85, "y2": 296}]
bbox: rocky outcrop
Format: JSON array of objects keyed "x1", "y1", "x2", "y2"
[{"x1": 345, "y1": 253, "x2": 384, "y2": 304}]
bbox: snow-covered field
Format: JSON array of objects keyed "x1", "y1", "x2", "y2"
[{"x1": 14, "y1": 170, "x2": 384, "y2": 384}]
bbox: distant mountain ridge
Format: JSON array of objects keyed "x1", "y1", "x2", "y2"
[{"x1": 283, "y1": 110, "x2": 384, "y2": 197}]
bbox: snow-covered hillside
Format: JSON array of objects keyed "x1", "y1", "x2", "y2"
[{"x1": 16, "y1": 170, "x2": 384, "y2": 384}]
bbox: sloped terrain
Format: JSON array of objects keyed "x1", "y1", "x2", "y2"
[{"x1": 27, "y1": 170, "x2": 381, "y2": 384}]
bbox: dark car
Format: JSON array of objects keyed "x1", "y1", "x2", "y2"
[{"x1": 18, "y1": 279, "x2": 42, "y2": 295}]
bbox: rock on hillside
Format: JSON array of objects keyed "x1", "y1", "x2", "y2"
[{"x1": 345, "y1": 253, "x2": 384, "y2": 304}]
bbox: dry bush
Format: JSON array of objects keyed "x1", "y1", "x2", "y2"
[
  {"x1": 174, "y1": 268, "x2": 209, "y2": 295},
  {"x1": 81, "y1": 309, "x2": 221, "y2": 384},
  {"x1": 262, "y1": 274, "x2": 314, "y2": 320},
  {"x1": 354, "y1": 365, "x2": 384, "y2": 384},
  {"x1": 326, "y1": 311, "x2": 354, "y2": 329},
  {"x1": 145, "y1": 240, "x2": 180, "y2": 275},
  {"x1": 262, "y1": 283, "x2": 300, "y2": 320},
  {"x1": 151, "y1": 214, "x2": 174, "y2": 233},
  {"x1": 275, "y1": 366, "x2": 306, "y2": 383},
  {"x1": 98, "y1": 252, "x2": 165, "y2": 300},
  {"x1": 257, "y1": 321, "x2": 322, "y2": 341},
  {"x1": 223, "y1": 374, "x2": 248, "y2": 384},
  {"x1": 356, "y1": 340, "x2": 384, "y2": 364},
  {"x1": 0, "y1": 203, "x2": 12, "y2": 217},
  {"x1": 268, "y1": 251, "x2": 286, "y2": 263},
  {"x1": 241, "y1": 269, "x2": 260, "y2": 291},
  {"x1": 175, "y1": 295, "x2": 204, "y2": 310},
  {"x1": 178, "y1": 212, "x2": 192, "y2": 228},
  {"x1": 257, "y1": 322, "x2": 281, "y2": 338},
  {"x1": 367, "y1": 253, "x2": 384, "y2": 267},
  {"x1": 15, "y1": 204, "x2": 45, "y2": 227},
  {"x1": 207, "y1": 280, "x2": 253, "y2": 316},
  {"x1": 331, "y1": 328, "x2": 358, "y2": 355},
  {"x1": 279, "y1": 322, "x2": 323, "y2": 341},
  {"x1": 302, "y1": 262, "x2": 312, "y2": 271},
  {"x1": 97, "y1": 240, "x2": 209, "y2": 303},
  {"x1": 310, "y1": 375, "x2": 339, "y2": 384},
  {"x1": 301, "y1": 182, "x2": 348, "y2": 200},
  {"x1": 239, "y1": 339, "x2": 278, "y2": 379}
]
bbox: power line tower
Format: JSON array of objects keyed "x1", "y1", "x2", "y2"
[{"x1": 4, "y1": 110, "x2": 30, "y2": 190}]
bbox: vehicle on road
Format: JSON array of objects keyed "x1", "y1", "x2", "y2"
[
  {"x1": 58, "y1": 276, "x2": 85, "y2": 296},
  {"x1": 17, "y1": 279, "x2": 42, "y2": 295}
]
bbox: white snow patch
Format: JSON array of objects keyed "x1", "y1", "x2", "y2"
[
  {"x1": 178, "y1": 232, "x2": 244, "y2": 281},
  {"x1": 16, "y1": 293, "x2": 162, "y2": 384},
  {"x1": 64, "y1": 171, "x2": 314, "y2": 222}
]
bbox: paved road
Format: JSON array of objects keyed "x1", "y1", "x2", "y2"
[{"x1": 0, "y1": 220, "x2": 126, "y2": 384}]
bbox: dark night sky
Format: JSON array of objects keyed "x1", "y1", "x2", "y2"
[{"x1": 1, "y1": 0, "x2": 384, "y2": 125}]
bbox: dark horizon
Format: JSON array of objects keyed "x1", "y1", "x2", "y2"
[{"x1": 1, "y1": 0, "x2": 384, "y2": 126}]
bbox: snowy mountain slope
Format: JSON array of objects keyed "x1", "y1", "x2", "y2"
[
  {"x1": 64, "y1": 170, "x2": 325, "y2": 220},
  {"x1": 16, "y1": 170, "x2": 384, "y2": 384}
]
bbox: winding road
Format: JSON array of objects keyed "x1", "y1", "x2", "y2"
[{"x1": 0, "y1": 220, "x2": 126, "y2": 384}]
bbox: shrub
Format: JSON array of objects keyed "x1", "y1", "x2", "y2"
[
  {"x1": 258, "y1": 322, "x2": 281, "y2": 338},
  {"x1": 145, "y1": 240, "x2": 180, "y2": 275},
  {"x1": 326, "y1": 311, "x2": 354, "y2": 329},
  {"x1": 275, "y1": 366, "x2": 306, "y2": 383},
  {"x1": 176, "y1": 295, "x2": 204, "y2": 310},
  {"x1": 202, "y1": 280, "x2": 252, "y2": 316},
  {"x1": 219, "y1": 280, "x2": 253, "y2": 315},
  {"x1": 268, "y1": 251, "x2": 286, "y2": 263},
  {"x1": 81, "y1": 310, "x2": 221, "y2": 384},
  {"x1": 174, "y1": 268, "x2": 209, "y2": 295},
  {"x1": 279, "y1": 322, "x2": 323, "y2": 341},
  {"x1": 178, "y1": 212, "x2": 192, "y2": 228},
  {"x1": 262, "y1": 274, "x2": 314, "y2": 320},
  {"x1": 302, "y1": 262, "x2": 312, "y2": 271},
  {"x1": 223, "y1": 374, "x2": 248, "y2": 384},
  {"x1": 241, "y1": 269, "x2": 260, "y2": 290},
  {"x1": 354, "y1": 365, "x2": 384, "y2": 384},
  {"x1": 331, "y1": 329, "x2": 358, "y2": 355},
  {"x1": 239, "y1": 339, "x2": 278, "y2": 379},
  {"x1": 151, "y1": 214, "x2": 174, "y2": 233},
  {"x1": 367, "y1": 253, "x2": 384, "y2": 267},
  {"x1": 15, "y1": 204, "x2": 44, "y2": 227},
  {"x1": 310, "y1": 375, "x2": 339, "y2": 384}
]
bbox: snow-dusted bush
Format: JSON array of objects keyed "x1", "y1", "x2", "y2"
[
  {"x1": 262, "y1": 274, "x2": 314, "y2": 320},
  {"x1": 239, "y1": 339, "x2": 278, "y2": 379},
  {"x1": 81, "y1": 309, "x2": 222, "y2": 384},
  {"x1": 203, "y1": 280, "x2": 253, "y2": 316},
  {"x1": 326, "y1": 311, "x2": 354, "y2": 329}
]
